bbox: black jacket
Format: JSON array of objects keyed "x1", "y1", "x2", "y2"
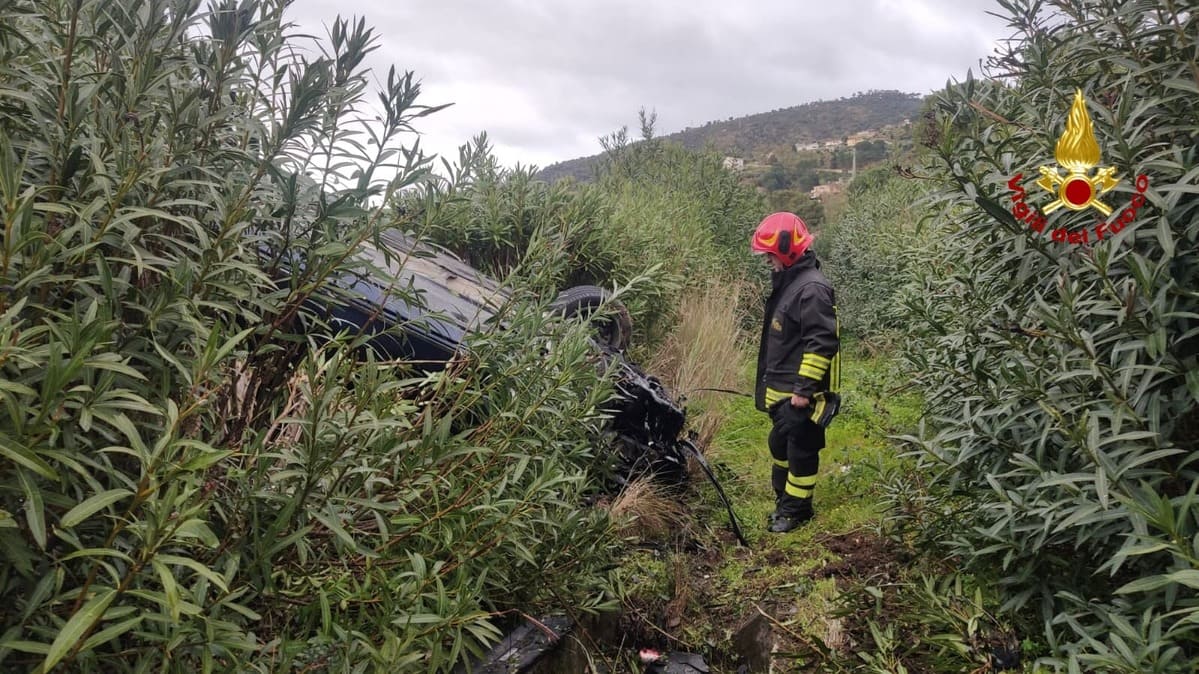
[{"x1": 754, "y1": 252, "x2": 840, "y2": 412}]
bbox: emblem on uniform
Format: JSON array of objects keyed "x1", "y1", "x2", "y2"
[{"x1": 771, "y1": 317, "x2": 782, "y2": 332}]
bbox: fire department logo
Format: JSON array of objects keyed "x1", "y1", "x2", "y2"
[
  {"x1": 1006, "y1": 89, "x2": 1150, "y2": 246},
  {"x1": 1035, "y1": 89, "x2": 1120, "y2": 215}
]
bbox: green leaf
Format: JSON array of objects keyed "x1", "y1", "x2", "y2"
[
  {"x1": 42, "y1": 588, "x2": 117, "y2": 672},
  {"x1": 181, "y1": 449, "x2": 234, "y2": 472},
  {"x1": 60, "y1": 548, "x2": 134, "y2": 564},
  {"x1": 1164, "y1": 570, "x2": 1199, "y2": 590},
  {"x1": 0, "y1": 379, "x2": 37, "y2": 397},
  {"x1": 212, "y1": 326, "x2": 256, "y2": 364},
  {"x1": 1117, "y1": 570, "x2": 1199, "y2": 595},
  {"x1": 79, "y1": 615, "x2": 143, "y2": 653},
  {"x1": 219, "y1": 600, "x2": 262, "y2": 621},
  {"x1": 1162, "y1": 78, "x2": 1199, "y2": 95},
  {"x1": 153, "y1": 559, "x2": 182, "y2": 621},
  {"x1": 59, "y1": 489, "x2": 133, "y2": 528},
  {"x1": 156, "y1": 554, "x2": 229, "y2": 592},
  {"x1": 104, "y1": 412, "x2": 150, "y2": 457},
  {"x1": 0, "y1": 433, "x2": 58, "y2": 480},
  {"x1": 173, "y1": 519, "x2": 220, "y2": 548},
  {"x1": 0, "y1": 640, "x2": 49, "y2": 655},
  {"x1": 87, "y1": 357, "x2": 147, "y2": 381},
  {"x1": 17, "y1": 469, "x2": 45, "y2": 550}
]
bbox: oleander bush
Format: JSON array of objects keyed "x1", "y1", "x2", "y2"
[
  {"x1": 0, "y1": 1, "x2": 623, "y2": 671},
  {"x1": 818, "y1": 165, "x2": 935, "y2": 351},
  {"x1": 886, "y1": 0, "x2": 1199, "y2": 670}
]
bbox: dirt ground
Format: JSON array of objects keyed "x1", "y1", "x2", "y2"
[{"x1": 587, "y1": 522, "x2": 910, "y2": 673}]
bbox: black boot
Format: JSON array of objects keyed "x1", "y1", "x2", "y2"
[
  {"x1": 767, "y1": 496, "x2": 782, "y2": 524},
  {"x1": 768, "y1": 466, "x2": 787, "y2": 524},
  {"x1": 768, "y1": 499, "x2": 813, "y2": 533}
]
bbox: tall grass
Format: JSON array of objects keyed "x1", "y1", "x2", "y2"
[
  {"x1": 606, "y1": 478, "x2": 690, "y2": 543},
  {"x1": 648, "y1": 277, "x2": 752, "y2": 450}
]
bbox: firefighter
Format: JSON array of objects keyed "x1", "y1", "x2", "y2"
[{"x1": 750, "y1": 212, "x2": 841, "y2": 533}]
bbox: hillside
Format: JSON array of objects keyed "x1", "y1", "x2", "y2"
[{"x1": 538, "y1": 89, "x2": 925, "y2": 183}]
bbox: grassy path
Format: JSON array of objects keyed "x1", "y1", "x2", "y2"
[
  {"x1": 616, "y1": 350, "x2": 923, "y2": 671},
  {"x1": 712, "y1": 351, "x2": 921, "y2": 542}
]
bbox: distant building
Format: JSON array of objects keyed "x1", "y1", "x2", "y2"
[
  {"x1": 846, "y1": 131, "x2": 876, "y2": 147},
  {"x1": 794, "y1": 141, "x2": 823, "y2": 152},
  {"x1": 723, "y1": 156, "x2": 745, "y2": 171},
  {"x1": 809, "y1": 183, "x2": 845, "y2": 200}
]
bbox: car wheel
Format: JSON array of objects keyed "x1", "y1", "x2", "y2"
[{"x1": 549, "y1": 285, "x2": 633, "y2": 351}]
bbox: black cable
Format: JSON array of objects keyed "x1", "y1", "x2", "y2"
[
  {"x1": 686, "y1": 387, "x2": 753, "y2": 398},
  {"x1": 679, "y1": 439, "x2": 750, "y2": 547}
]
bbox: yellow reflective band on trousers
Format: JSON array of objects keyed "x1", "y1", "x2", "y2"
[
  {"x1": 773, "y1": 458, "x2": 789, "y2": 468},
  {"x1": 785, "y1": 473, "x2": 816, "y2": 498}
]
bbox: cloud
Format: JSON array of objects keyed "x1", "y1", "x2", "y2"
[{"x1": 287, "y1": 0, "x2": 1011, "y2": 168}]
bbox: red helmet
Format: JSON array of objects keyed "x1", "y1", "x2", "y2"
[{"x1": 750, "y1": 212, "x2": 812, "y2": 267}]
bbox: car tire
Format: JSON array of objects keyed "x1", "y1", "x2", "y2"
[{"x1": 550, "y1": 285, "x2": 633, "y2": 351}]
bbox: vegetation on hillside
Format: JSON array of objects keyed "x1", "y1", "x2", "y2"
[
  {"x1": 817, "y1": 166, "x2": 934, "y2": 350},
  {"x1": 670, "y1": 1, "x2": 1199, "y2": 671},
  {"x1": 0, "y1": 2, "x2": 773, "y2": 671},
  {"x1": 538, "y1": 90, "x2": 923, "y2": 184}
]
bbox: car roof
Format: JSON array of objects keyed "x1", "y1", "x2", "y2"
[{"x1": 355, "y1": 229, "x2": 507, "y2": 334}]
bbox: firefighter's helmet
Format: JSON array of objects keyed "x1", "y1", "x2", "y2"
[{"x1": 750, "y1": 212, "x2": 812, "y2": 267}]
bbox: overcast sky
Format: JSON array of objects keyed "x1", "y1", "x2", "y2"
[{"x1": 286, "y1": 0, "x2": 1013, "y2": 170}]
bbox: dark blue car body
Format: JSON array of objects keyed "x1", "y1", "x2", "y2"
[
  {"x1": 301, "y1": 229, "x2": 691, "y2": 482},
  {"x1": 312, "y1": 230, "x2": 503, "y2": 367}
]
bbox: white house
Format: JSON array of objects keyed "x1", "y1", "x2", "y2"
[{"x1": 810, "y1": 183, "x2": 844, "y2": 200}]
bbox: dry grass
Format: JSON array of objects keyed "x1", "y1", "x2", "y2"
[
  {"x1": 649, "y1": 276, "x2": 750, "y2": 396},
  {"x1": 649, "y1": 277, "x2": 752, "y2": 450},
  {"x1": 607, "y1": 478, "x2": 690, "y2": 542}
]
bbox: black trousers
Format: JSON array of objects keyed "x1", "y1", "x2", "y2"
[{"x1": 768, "y1": 403, "x2": 825, "y2": 516}]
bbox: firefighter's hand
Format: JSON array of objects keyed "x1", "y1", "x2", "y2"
[{"x1": 791, "y1": 394, "x2": 810, "y2": 408}]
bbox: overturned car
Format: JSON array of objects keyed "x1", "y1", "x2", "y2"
[
  {"x1": 302, "y1": 229, "x2": 743, "y2": 537},
  {"x1": 305, "y1": 231, "x2": 668, "y2": 480}
]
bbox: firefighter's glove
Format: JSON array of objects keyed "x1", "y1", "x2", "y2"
[{"x1": 808, "y1": 392, "x2": 842, "y2": 429}]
